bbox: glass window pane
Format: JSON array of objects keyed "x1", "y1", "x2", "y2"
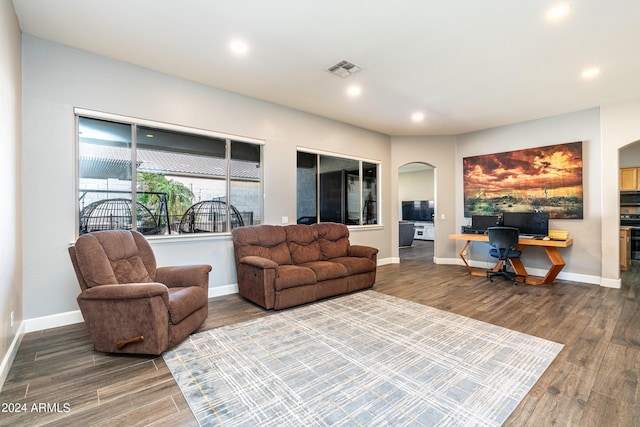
[
  {"x1": 297, "y1": 151, "x2": 317, "y2": 224},
  {"x1": 78, "y1": 117, "x2": 136, "y2": 234},
  {"x1": 363, "y1": 162, "x2": 378, "y2": 224},
  {"x1": 319, "y1": 155, "x2": 359, "y2": 224},
  {"x1": 136, "y1": 126, "x2": 226, "y2": 234},
  {"x1": 230, "y1": 140, "x2": 262, "y2": 228}
]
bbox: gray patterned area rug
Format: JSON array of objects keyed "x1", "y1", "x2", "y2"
[{"x1": 163, "y1": 291, "x2": 563, "y2": 426}]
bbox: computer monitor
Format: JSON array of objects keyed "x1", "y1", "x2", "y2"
[
  {"x1": 502, "y1": 212, "x2": 549, "y2": 236},
  {"x1": 471, "y1": 215, "x2": 499, "y2": 231}
]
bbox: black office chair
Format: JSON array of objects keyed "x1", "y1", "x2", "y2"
[{"x1": 486, "y1": 226, "x2": 526, "y2": 285}]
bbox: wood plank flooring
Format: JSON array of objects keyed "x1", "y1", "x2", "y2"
[{"x1": 1, "y1": 240, "x2": 639, "y2": 426}]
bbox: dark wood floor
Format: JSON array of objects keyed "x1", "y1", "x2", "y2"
[{"x1": 1, "y1": 240, "x2": 639, "y2": 426}]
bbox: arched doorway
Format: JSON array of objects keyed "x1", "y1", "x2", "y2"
[
  {"x1": 619, "y1": 140, "x2": 640, "y2": 287},
  {"x1": 398, "y1": 162, "x2": 435, "y2": 262}
]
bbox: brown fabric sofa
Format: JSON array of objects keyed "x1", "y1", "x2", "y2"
[
  {"x1": 68, "y1": 230, "x2": 212, "y2": 355},
  {"x1": 231, "y1": 223, "x2": 378, "y2": 310}
]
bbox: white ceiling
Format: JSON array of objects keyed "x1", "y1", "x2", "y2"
[{"x1": 11, "y1": 0, "x2": 640, "y2": 135}]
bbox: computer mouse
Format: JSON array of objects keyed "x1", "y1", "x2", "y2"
[{"x1": 542, "y1": 236, "x2": 551, "y2": 240}]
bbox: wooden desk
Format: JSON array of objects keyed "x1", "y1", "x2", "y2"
[{"x1": 448, "y1": 233, "x2": 573, "y2": 285}]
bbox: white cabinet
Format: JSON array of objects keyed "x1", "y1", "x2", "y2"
[{"x1": 413, "y1": 221, "x2": 434, "y2": 240}]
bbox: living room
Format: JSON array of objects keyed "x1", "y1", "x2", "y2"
[{"x1": 3, "y1": 1, "x2": 640, "y2": 425}]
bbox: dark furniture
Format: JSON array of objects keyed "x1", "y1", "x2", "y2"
[
  {"x1": 68, "y1": 230, "x2": 212, "y2": 355},
  {"x1": 486, "y1": 227, "x2": 525, "y2": 285},
  {"x1": 231, "y1": 223, "x2": 378, "y2": 310},
  {"x1": 399, "y1": 221, "x2": 415, "y2": 247}
]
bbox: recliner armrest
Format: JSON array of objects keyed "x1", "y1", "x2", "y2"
[
  {"x1": 78, "y1": 283, "x2": 169, "y2": 304},
  {"x1": 239, "y1": 256, "x2": 279, "y2": 270},
  {"x1": 156, "y1": 265, "x2": 212, "y2": 289},
  {"x1": 348, "y1": 245, "x2": 379, "y2": 260}
]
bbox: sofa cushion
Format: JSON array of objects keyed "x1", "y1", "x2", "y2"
[
  {"x1": 299, "y1": 261, "x2": 348, "y2": 281},
  {"x1": 232, "y1": 225, "x2": 292, "y2": 266},
  {"x1": 285, "y1": 224, "x2": 322, "y2": 264},
  {"x1": 313, "y1": 223, "x2": 350, "y2": 260},
  {"x1": 330, "y1": 256, "x2": 376, "y2": 275},
  {"x1": 274, "y1": 265, "x2": 317, "y2": 290},
  {"x1": 167, "y1": 286, "x2": 208, "y2": 324}
]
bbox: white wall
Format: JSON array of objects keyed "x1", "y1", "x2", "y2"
[
  {"x1": 399, "y1": 168, "x2": 435, "y2": 201},
  {"x1": 601, "y1": 98, "x2": 640, "y2": 287},
  {"x1": 619, "y1": 141, "x2": 640, "y2": 168},
  {"x1": 0, "y1": 0, "x2": 23, "y2": 389},
  {"x1": 22, "y1": 36, "x2": 392, "y2": 320},
  {"x1": 455, "y1": 108, "x2": 602, "y2": 282},
  {"x1": 390, "y1": 136, "x2": 457, "y2": 262}
]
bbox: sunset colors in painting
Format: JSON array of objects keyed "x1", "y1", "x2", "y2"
[{"x1": 463, "y1": 142, "x2": 583, "y2": 219}]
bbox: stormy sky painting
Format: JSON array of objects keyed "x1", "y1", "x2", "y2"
[{"x1": 463, "y1": 142, "x2": 583, "y2": 219}]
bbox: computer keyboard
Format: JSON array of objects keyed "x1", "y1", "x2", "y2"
[{"x1": 518, "y1": 234, "x2": 534, "y2": 239}]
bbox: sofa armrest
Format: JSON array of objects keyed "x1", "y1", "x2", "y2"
[
  {"x1": 239, "y1": 255, "x2": 279, "y2": 270},
  {"x1": 156, "y1": 265, "x2": 212, "y2": 290},
  {"x1": 78, "y1": 283, "x2": 169, "y2": 305},
  {"x1": 348, "y1": 245, "x2": 379, "y2": 261},
  {"x1": 236, "y1": 256, "x2": 279, "y2": 310}
]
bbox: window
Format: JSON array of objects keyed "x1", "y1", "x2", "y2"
[
  {"x1": 296, "y1": 150, "x2": 379, "y2": 225},
  {"x1": 77, "y1": 114, "x2": 262, "y2": 236}
]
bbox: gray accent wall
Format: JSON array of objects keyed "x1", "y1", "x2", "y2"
[
  {"x1": 456, "y1": 108, "x2": 602, "y2": 279},
  {"x1": 21, "y1": 35, "x2": 391, "y2": 319},
  {"x1": 0, "y1": 0, "x2": 23, "y2": 387},
  {"x1": 16, "y1": 34, "x2": 640, "y2": 326}
]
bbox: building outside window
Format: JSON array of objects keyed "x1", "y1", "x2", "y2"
[
  {"x1": 77, "y1": 114, "x2": 262, "y2": 236},
  {"x1": 296, "y1": 150, "x2": 379, "y2": 225}
]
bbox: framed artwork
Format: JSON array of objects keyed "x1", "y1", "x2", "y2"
[{"x1": 463, "y1": 141, "x2": 583, "y2": 219}]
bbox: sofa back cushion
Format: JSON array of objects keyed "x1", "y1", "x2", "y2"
[
  {"x1": 313, "y1": 223, "x2": 350, "y2": 260},
  {"x1": 231, "y1": 225, "x2": 292, "y2": 265},
  {"x1": 74, "y1": 230, "x2": 156, "y2": 288},
  {"x1": 285, "y1": 224, "x2": 321, "y2": 264}
]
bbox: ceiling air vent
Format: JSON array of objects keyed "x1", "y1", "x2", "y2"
[{"x1": 327, "y1": 60, "x2": 362, "y2": 78}]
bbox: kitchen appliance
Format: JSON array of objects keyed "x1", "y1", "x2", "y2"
[{"x1": 620, "y1": 206, "x2": 640, "y2": 259}]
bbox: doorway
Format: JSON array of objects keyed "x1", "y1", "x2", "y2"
[
  {"x1": 398, "y1": 163, "x2": 435, "y2": 263},
  {"x1": 619, "y1": 140, "x2": 640, "y2": 288}
]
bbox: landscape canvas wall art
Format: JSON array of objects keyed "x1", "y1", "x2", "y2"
[{"x1": 463, "y1": 141, "x2": 583, "y2": 219}]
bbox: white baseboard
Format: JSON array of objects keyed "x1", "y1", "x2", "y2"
[
  {"x1": 18, "y1": 260, "x2": 615, "y2": 336},
  {"x1": 0, "y1": 321, "x2": 25, "y2": 393},
  {"x1": 600, "y1": 277, "x2": 622, "y2": 288},
  {"x1": 23, "y1": 285, "x2": 241, "y2": 334},
  {"x1": 379, "y1": 257, "x2": 398, "y2": 265},
  {"x1": 450, "y1": 258, "x2": 603, "y2": 286},
  {"x1": 25, "y1": 310, "x2": 84, "y2": 333},
  {"x1": 209, "y1": 284, "x2": 239, "y2": 298},
  {"x1": 434, "y1": 257, "x2": 459, "y2": 265}
]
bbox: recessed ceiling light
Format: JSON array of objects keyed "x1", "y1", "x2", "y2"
[
  {"x1": 411, "y1": 112, "x2": 425, "y2": 122},
  {"x1": 347, "y1": 86, "x2": 361, "y2": 96},
  {"x1": 546, "y1": 4, "x2": 571, "y2": 21},
  {"x1": 581, "y1": 67, "x2": 600, "y2": 79},
  {"x1": 146, "y1": 134, "x2": 154, "y2": 138},
  {"x1": 230, "y1": 39, "x2": 249, "y2": 56}
]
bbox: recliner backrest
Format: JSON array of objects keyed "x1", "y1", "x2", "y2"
[
  {"x1": 313, "y1": 222, "x2": 350, "y2": 260},
  {"x1": 72, "y1": 230, "x2": 157, "y2": 288},
  {"x1": 231, "y1": 225, "x2": 292, "y2": 266},
  {"x1": 285, "y1": 224, "x2": 321, "y2": 264}
]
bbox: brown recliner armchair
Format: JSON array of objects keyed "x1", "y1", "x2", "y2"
[{"x1": 68, "y1": 230, "x2": 212, "y2": 355}]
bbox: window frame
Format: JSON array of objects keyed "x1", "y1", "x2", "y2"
[
  {"x1": 74, "y1": 108, "x2": 264, "y2": 238},
  {"x1": 296, "y1": 147, "x2": 381, "y2": 227}
]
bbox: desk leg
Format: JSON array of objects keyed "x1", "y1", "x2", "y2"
[
  {"x1": 523, "y1": 246, "x2": 566, "y2": 285},
  {"x1": 508, "y1": 258, "x2": 528, "y2": 283},
  {"x1": 458, "y1": 240, "x2": 473, "y2": 274},
  {"x1": 459, "y1": 240, "x2": 496, "y2": 277}
]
